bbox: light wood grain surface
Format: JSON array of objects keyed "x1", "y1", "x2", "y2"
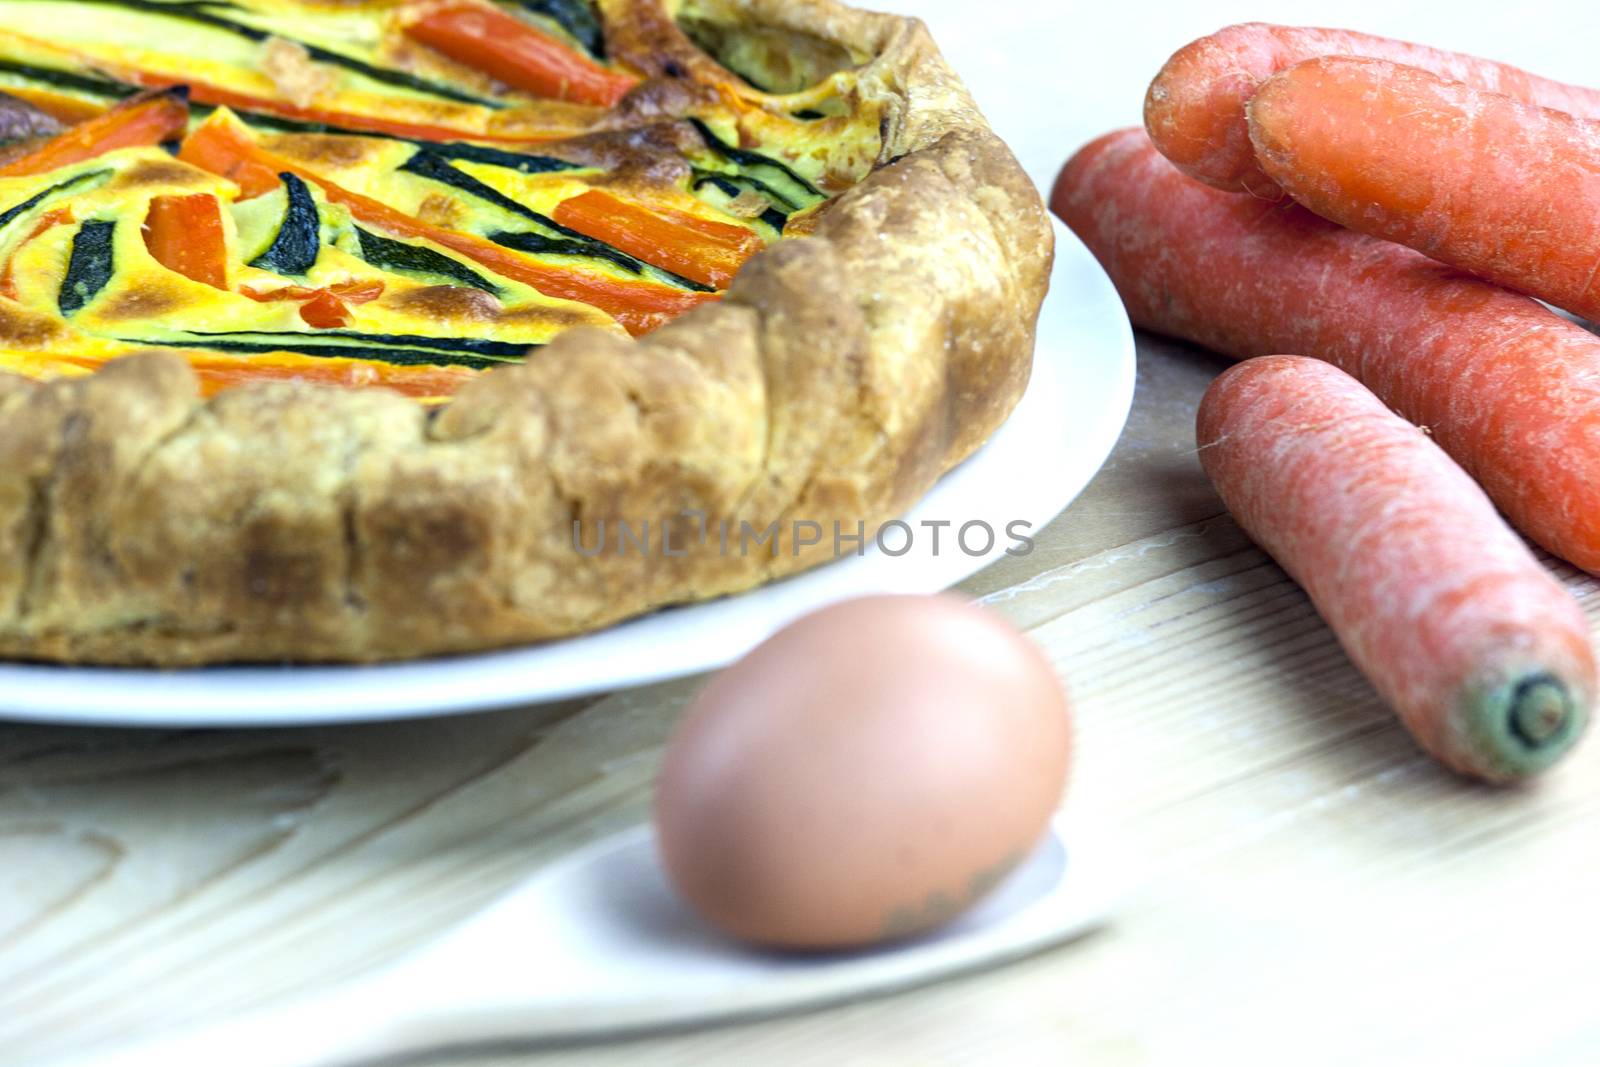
[
  {"x1": 9, "y1": 2, "x2": 1600, "y2": 1063},
  {"x1": 6, "y1": 333, "x2": 1599, "y2": 1066}
]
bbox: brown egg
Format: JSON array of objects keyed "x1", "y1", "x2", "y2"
[{"x1": 653, "y1": 594, "x2": 1073, "y2": 950}]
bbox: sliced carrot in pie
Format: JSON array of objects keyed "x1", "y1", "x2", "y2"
[
  {"x1": 143, "y1": 194, "x2": 229, "y2": 290},
  {"x1": 0, "y1": 89, "x2": 188, "y2": 178},
  {"x1": 0, "y1": 0, "x2": 853, "y2": 399},
  {"x1": 404, "y1": 4, "x2": 639, "y2": 109},
  {"x1": 553, "y1": 190, "x2": 765, "y2": 291},
  {"x1": 177, "y1": 111, "x2": 720, "y2": 336}
]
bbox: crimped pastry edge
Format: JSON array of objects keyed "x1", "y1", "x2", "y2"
[{"x1": 0, "y1": 0, "x2": 1053, "y2": 664}]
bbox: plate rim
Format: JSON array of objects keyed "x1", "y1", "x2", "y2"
[{"x1": 0, "y1": 219, "x2": 1134, "y2": 728}]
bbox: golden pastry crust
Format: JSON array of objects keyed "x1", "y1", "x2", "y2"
[{"x1": 0, "y1": 0, "x2": 1052, "y2": 664}]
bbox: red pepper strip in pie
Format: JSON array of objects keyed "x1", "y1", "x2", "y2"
[
  {"x1": 404, "y1": 4, "x2": 638, "y2": 108},
  {"x1": 240, "y1": 281, "x2": 384, "y2": 303},
  {"x1": 329, "y1": 280, "x2": 387, "y2": 303},
  {"x1": 0, "y1": 89, "x2": 189, "y2": 177},
  {"x1": 143, "y1": 193, "x2": 229, "y2": 289},
  {"x1": 0, "y1": 207, "x2": 74, "y2": 299},
  {"x1": 553, "y1": 189, "x2": 765, "y2": 290},
  {"x1": 178, "y1": 112, "x2": 717, "y2": 334},
  {"x1": 300, "y1": 280, "x2": 384, "y2": 328},
  {"x1": 296, "y1": 289, "x2": 351, "y2": 328},
  {"x1": 242, "y1": 280, "x2": 385, "y2": 328}
]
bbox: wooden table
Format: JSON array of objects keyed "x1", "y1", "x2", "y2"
[
  {"x1": 6, "y1": 330, "x2": 1598, "y2": 1065},
  {"x1": 9, "y1": 3, "x2": 1600, "y2": 1062}
]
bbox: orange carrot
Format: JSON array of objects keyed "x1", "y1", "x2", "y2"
[
  {"x1": 0, "y1": 27, "x2": 572, "y2": 145},
  {"x1": 295, "y1": 289, "x2": 352, "y2": 329},
  {"x1": 1199, "y1": 356, "x2": 1594, "y2": 781},
  {"x1": 184, "y1": 352, "x2": 472, "y2": 398},
  {"x1": 47, "y1": 348, "x2": 477, "y2": 399},
  {"x1": 404, "y1": 4, "x2": 637, "y2": 108},
  {"x1": 553, "y1": 190, "x2": 762, "y2": 290},
  {"x1": 1247, "y1": 57, "x2": 1600, "y2": 322},
  {"x1": 143, "y1": 193, "x2": 229, "y2": 289},
  {"x1": 178, "y1": 111, "x2": 716, "y2": 334},
  {"x1": 1144, "y1": 23, "x2": 1600, "y2": 197},
  {"x1": 174, "y1": 114, "x2": 284, "y2": 199},
  {"x1": 1052, "y1": 128, "x2": 1600, "y2": 573},
  {"x1": 0, "y1": 88, "x2": 188, "y2": 177}
]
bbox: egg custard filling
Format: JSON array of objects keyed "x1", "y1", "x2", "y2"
[
  {"x1": 0, "y1": 0, "x2": 1052, "y2": 665},
  {"x1": 0, "y1": 0, "x2": 882, "y2": 399}
]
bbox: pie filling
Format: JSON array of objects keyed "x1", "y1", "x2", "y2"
[{"x1": 0, "y1": 0, "x2": 883, "y2": 399}]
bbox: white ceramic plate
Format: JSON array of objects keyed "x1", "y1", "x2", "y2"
[{"x1": 0, "y1": 219, "x2": 1134, "y2": 727}]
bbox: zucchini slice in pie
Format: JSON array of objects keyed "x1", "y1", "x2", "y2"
[{"x1": 0, "y1": 0, "x2": 1052, "y2": 663}]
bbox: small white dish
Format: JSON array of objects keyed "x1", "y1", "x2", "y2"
[{"x1": 0, "y1": 219, "x2": 1135, "y2": 727}]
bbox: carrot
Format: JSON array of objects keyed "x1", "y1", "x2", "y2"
[
  {"x1": 143, "y1": 193, "x2": 229, "y2": 289},
  {"x1": 46, "y1": 348, "x2": 477, "y2": 399},
  {"x1": 1052, "y1": 128, "x2": 1600, "y2": 573},
  {"x1": 0, "y1": 28, "x2": 574, "y2": 145},
  {"x1": 403, "y1": 4, "x2": 637, "y2": 108},
  {"x1": 183, "y1": 351, "x2": 474, "y2": 398},
  {"x1": 1144, "y1": 23, "x2": 1600, "y2": 197},
  {"x1": 1246, "y1": 57, "x2": 1600, "y2": 322},
  {"x1": 553, "y1": 190, "x2": 763, "y2": 290},
  {"x1": 0, "y1": 88, "x2": 189, "y2": 177},
  {"x1": 174, "y1": 113, "x2": 286, "y2": 199},
  {"x1": 1198, "y1": 356, "x2": 1594, "y2": 781},
  {"x1": 178, "y1": 110, "x2": 716, "y2": 334}
]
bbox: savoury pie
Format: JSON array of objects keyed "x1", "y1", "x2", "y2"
[{"x1": 0, "y1": 0, "x2": 1052, "y2": 663}]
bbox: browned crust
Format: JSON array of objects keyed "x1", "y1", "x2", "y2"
[{"x1": 0, "y1": 0, "x2": 1052, "y2": 664}]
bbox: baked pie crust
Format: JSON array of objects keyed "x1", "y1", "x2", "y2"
[{"x1": 0, "y1": 0, "x2": 1052, "y2": 663}]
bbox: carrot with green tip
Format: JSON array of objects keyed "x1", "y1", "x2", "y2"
[
  {"x1": 1199, "y1": 356, "x2": 1593, "y2": 781},
  {"x1": 1248, "y1": 56, "x2": 1600, "y2": 321}
]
